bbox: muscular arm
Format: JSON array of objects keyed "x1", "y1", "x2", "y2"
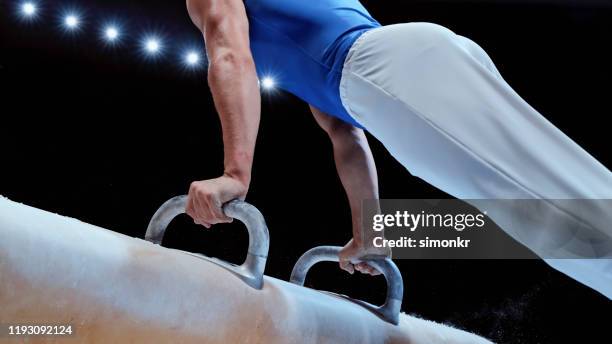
[
  {"x1": 310, "y1": 106, "x2": 390, "y2": 275},
  {"x1": 185, "y1": 0, "x2": 260, "y2": 226}
]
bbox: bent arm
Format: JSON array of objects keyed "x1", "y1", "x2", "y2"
[{"x1": 187, "y1": 0, "x2": 260, "y2": 185}]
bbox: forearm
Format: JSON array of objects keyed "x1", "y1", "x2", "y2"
[
  {"x1": 207, "y1": 54, "x2": 260, "y2": 186},
  {"x1": 330, "y1": 129, "x2": 381, "y2": 246}
]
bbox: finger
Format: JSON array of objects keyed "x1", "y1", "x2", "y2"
[
  {"x1": 200, "y1": 193, "x2": 224, "y2": 225},
  {"x1": 356, "y1": 262, "x2": 369, "y2": 273},
  {"x1": 361, "y1": 263, "x2": 374, "y2": 275},
  {"x1": 339, "y1": 261, "x2": 354, "y2": 274},
  {"x1": 186, "y1": 183, "x2": 201, "y2": 219},
  {"x1": 194, "y1": 218, "x2": 212, "y2": 229},
  {"x1": 369, "y1": 266, "x2": 382, "y2": 276},
  {"x1": 204, "y1": 198, "x2": 222, "y2": 225},
  {"x1": 185, "y1": 195, "x2": 196, "y2": 219},
  {"x1": 193, "y1": 216, "x2": 212, "y2": 229},
  {"x1": 207, "y1": 198, "x2": 233, "y2": 224},
  {"x1": 195, "y1": 220, "x2": 211, "y2": 228},
  {"x1": 192, "y1": 195, "x2": 205, "y2": 221},
  {"x1": 193, "y1": 196, "x2": 213, "y2": 227},
  {"x1": 356, "y1": 263, "x2": 380, "y2": 276}
]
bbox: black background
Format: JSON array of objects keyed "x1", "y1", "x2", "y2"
[{"x1": 1, "y1": 0, "x2": 611, "y2": 342}]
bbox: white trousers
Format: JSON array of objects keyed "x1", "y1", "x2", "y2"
[{"x1": 339, "y1": 23, "x2": 612, "y2": 299}]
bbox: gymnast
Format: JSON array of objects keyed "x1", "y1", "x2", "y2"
[{"x1": 183, "y1": 0, "x2": 612, "y2": 298}]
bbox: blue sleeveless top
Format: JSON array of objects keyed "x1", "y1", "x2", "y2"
[{"x1": 244, "y1": 0, "x2": 380, "y2": 128}]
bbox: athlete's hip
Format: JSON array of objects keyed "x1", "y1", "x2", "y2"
[
  {"x1": 338, "y1": 21, "x2": 500, "y2": 127},
  {"x1": 341, "y1": 22, "x2": 460, "y2": 79}
]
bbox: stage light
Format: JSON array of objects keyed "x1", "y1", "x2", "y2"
[
  {"x1": 21, "y1": 2, "x2": 37, "y2": 17},
  {"x1": 261, "y1": 77, "x2": 275, "y2": 90},
  {"x1": 185, "y1": 51, "x2": 200, "y2": 66},
  {"x1": 64, "y1": 14, "x2": 79, "y2": 29},
  {"x1": 104, "y1": 26, "x2": 119, "y2": 41},
  {"x1": 144, "y1": 38, "x2": 161, "y2": 54}
]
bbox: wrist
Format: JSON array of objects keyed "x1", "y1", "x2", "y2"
[
  {"x1": 223, "y1": 168, "x2": 251, "y2": 187},
  {"x1": 224, "y1": 151, "x2": 253, "y2": 185},
  {"x1": 356, "y1": 232, "x2": 384, "y2": 250}
]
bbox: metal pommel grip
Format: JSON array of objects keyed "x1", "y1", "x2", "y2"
[
  {"x1": 290, "y1": 245, "x2": 403, "y2": 325},
  {"x1": 145, "y1": 195, "x2": 269, "y2": 290}
]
